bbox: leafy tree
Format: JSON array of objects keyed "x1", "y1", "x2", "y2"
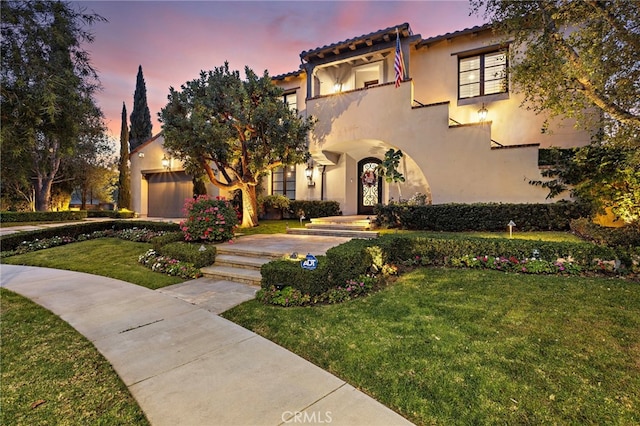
[
  {"x1": 471, "y1": 0, "x2": 640, "y2": 132},
  {"x1": 379, "y1": 148, "x2": 406, "y2": 200},
  {"x1": 1, "y1": 0, "x2": 107, "y2": 211},
  {"x1": 129, "y1": 65, "x2": 152, "y2": 151},
  {"x1": 159, "y1": 62, "x2": 314, "y2": 227},
  {"x1": 472, "y1": 0, "x2": 640, "y2": 222},
  {"x1": 118, "y1": 102, "x2": 131, "y2": 209}
]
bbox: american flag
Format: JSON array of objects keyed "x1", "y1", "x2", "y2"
[{"x1": 394, "y1": 30, "x2": 404, "y2": 88}]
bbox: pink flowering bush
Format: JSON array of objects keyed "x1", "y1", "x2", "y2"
[{"x1": 180, "y1": 195, "x2": 238, "y2": 242}]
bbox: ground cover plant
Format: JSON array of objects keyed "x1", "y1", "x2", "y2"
[
  {"x1": 1, "y1": 289, "x2": 149, "y2": 425},
  {"x1": 223, "y1": 268, "x2": 640, "y2": 425}
]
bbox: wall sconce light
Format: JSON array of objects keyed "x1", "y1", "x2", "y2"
[
  {"x1": 305, "y1": 163, "x2": 315, "y2": 187},
  {"x1": 333, "y1": 81, "x2": 342, "y2": 93},
  {"x1": 138, "y1": 152, "x2": 145, "y2": 158},
  {"x1": 161, "y1": 154, "x2": 171, "y2": 170},
  {"x1": 478, "y1": 103, "x2": 488, "y2": 122}
]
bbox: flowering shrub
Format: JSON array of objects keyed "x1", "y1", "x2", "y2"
[
  {"x1": 137, "y1": 249, "x2": 202, "y2": 279},
  {"x1": 13, "y1": 236, "x2": 76, "y2": 254},
  {"x1": 258, "y1": 275, "x2": 378, "y2": 306},
  {"x1": 181, "y1": 196, "x2": 238, "y2": 242},
  {"x1": 448, "y1": 254, "x2": 585, "y2": 275},
  {"x1": 317, "y1": 276, "x2": 377, "y2": 304},
  {"x1": 113, "y1": 228, "x2": 164, "y2": 242},
  {"x1": 256, "y1": 285, "x2": 311, "y2": 307}
]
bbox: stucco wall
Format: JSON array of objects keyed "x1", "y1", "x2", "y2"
[
  {"x1": 307, "y1": 81, "x2": 552, "y2": 213},
  {"x1": 129, "y1": 135, "x2": 220, "y2": 217},
  {"x1": 411, "y1": 31, "x2": 592, "y2": 149}
]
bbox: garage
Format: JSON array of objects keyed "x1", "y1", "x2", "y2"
[{"x1": 147, "y1": 171, "x2": 192, "y2": 217}]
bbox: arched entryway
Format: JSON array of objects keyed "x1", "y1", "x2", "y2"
[{"x1": 357, "y1": 157, "x2": 382, "y2": 215}]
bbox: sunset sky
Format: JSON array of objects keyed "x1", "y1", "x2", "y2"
[{"x1": 77, "y1": 0, "x2": 486, "y2": 141}]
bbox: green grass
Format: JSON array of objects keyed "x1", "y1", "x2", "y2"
[
  {"x1": 223, "y1": 268, "x2": 640, "y2": 425},
  {"x1": 2, "y1": 238, "x2": 183, "y2": 289},
  {"x1": 0, "y1": 288, "x2": 149, "y2": 425},
  {"x1": 236, "y1": 219, "x2": 304, "y2": 235}
]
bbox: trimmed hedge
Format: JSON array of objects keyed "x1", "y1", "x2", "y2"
[
  {"x1": 151, "y1": 232, "x2": 186, "y2": 251},
  {"x1": 288, "y1": 200, "x2": 341, "y2": 218},
  {"x1": 87, "y1": 210, "x2": 136, "y2": 219},
  {"x1": 0, "y1": 210, "x2": 87, "y2": 223},
  {"x1": 261, "y1": 258, "x2": 328, "y2": 296},
  {"x1": 571, "y1": 218, "x2": 640, "y2": 250},
  {"x1": 0, "y1": 220, "x2": 180, "y2": 252},
  {"x1": 375, "y1": 202, "x2": 591, "y2": 231},
  {"x1": 156, "y1": 242, "x2": 216, "y2": 268},
  {"x1": 260, "y1": 239, "x2": 383, "y2": 295}
]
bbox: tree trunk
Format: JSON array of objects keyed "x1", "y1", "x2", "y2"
[
  {"x1": 81, "y1": 187, "x2": 87, "y2": 210},
  {"x1": 241, "y1": 185, "x2": 259, "y2": 228},
  {"x1": 34, "y1": 178, "x2": 53, "y2": 211}
]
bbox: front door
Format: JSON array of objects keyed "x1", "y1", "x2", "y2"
[{"x1": 357, "y1": 157, "x2": 382, "y2": 215}]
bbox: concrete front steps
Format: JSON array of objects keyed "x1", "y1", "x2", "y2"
[
  {"x1": 201, "y1": 219, "x2": 377, "y2": 285},
  {"x1": 200, "y1": 247, "x2": 281, "y2": 286},
  {"x1": 286, "y1": 215, "x2": 379, "y2": 239}
]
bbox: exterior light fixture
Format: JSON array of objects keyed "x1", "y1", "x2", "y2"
[
  {"x1": 161, "y1": 154, "x2": 171, "y2": 170},
  {"x1": 138, "y1": 152, "x2": 145, "y2": 158},
  {"x1": 508, "y1": 220, "x2": 516, "y2": 239},
  {"x1": 478, "y1": 103, "x2": 488, "y2": 122},
  {"x1": 305, "y1": 163, "x2": 315, "y2": 187},
  {"x1": 333, "y1": 81, "x2": 342, "y2": 93}
]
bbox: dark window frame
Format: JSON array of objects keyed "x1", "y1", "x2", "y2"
[
  {"x1": 271, "y1": 165, "x2": 296, "y2": 199},
  {"x1": 458, "y1": 49, "x2": 508, "y2": 100}
]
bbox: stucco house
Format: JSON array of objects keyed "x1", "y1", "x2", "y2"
[{"x1": 130, "y1": 22, "x2": 590, "y2": 218}]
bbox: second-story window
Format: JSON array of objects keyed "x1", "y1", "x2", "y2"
[{"x1": 459, "y1": 50, "x2": 508, "y2": 99}]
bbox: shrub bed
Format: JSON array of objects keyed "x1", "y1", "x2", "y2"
[
  {"x1": 0, "y1": 210, "x2": 87, "y2": 223},
  {"x1": 2, "y1": 224, "x2": 204, "y2": 280},
  {"x1": 0, "y1": 220, "x2": 180, "y2": 252},
  {"x1": 137, "y1": 249, "x2": 202, "y2": 279},
  {"x1": 375, "y1": 202, "x2": 590, "y2": 231},
  {"x1": 258, "y1": 233, "x2": 638, "y2": 307}
]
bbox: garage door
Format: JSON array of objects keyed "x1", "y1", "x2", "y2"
[{"x1": 147, "y1": 171, "x2": 192, "y2": 217}]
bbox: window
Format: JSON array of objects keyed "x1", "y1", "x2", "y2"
[
  {"x1": 271, "y1": 165, "x2": 296, "y2": 199},
  {"x1": 459, "y1": 50, "x2": 507, "y2": 99},
  {"x1": 283, "y1": 92, "x2": 297, "y2": 111}
]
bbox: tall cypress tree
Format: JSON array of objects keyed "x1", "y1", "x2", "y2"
[
  {"x1": 129, "y1": 65, "x2": 152, "y2": 151},
  {"x1": 118, "y1": 102, "x2": 131, "y2": 209}
]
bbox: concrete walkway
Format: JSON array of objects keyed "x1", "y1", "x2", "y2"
[{"x1": 1, "y1": 264, "x2": 413, "y2": 426}]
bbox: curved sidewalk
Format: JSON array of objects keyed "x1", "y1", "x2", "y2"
[{"x1": 1, "y1": 264, "x2": 412, "y2": 426}]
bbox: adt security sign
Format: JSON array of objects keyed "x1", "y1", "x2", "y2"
[{"x1": 301, "y1": 253, "x2": 318, "y2": 270}]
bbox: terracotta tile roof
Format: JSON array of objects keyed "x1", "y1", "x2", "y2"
[
  {"x1": 417, "y1": 23, "x2": 493, "y2": 48},
  {"x1": 272, "y1": 69, "x2": 304, "y2": 81},
  {"x1": 129, "y1": 132, "x2": 163, "y2": 158},
  {"x1": 300, "y1": 22, "x2": 412, "y2": 62}
]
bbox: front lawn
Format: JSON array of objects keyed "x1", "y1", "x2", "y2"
[
  {"x1": 2, "y1": 238, "x2": 183, "y2": 289},
  {"x1": 223, "y1": 268, "x2": 640, "y2": 425},
  {"x1": 0, "y1": 289, "x2": 149, "y2": 425}
]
